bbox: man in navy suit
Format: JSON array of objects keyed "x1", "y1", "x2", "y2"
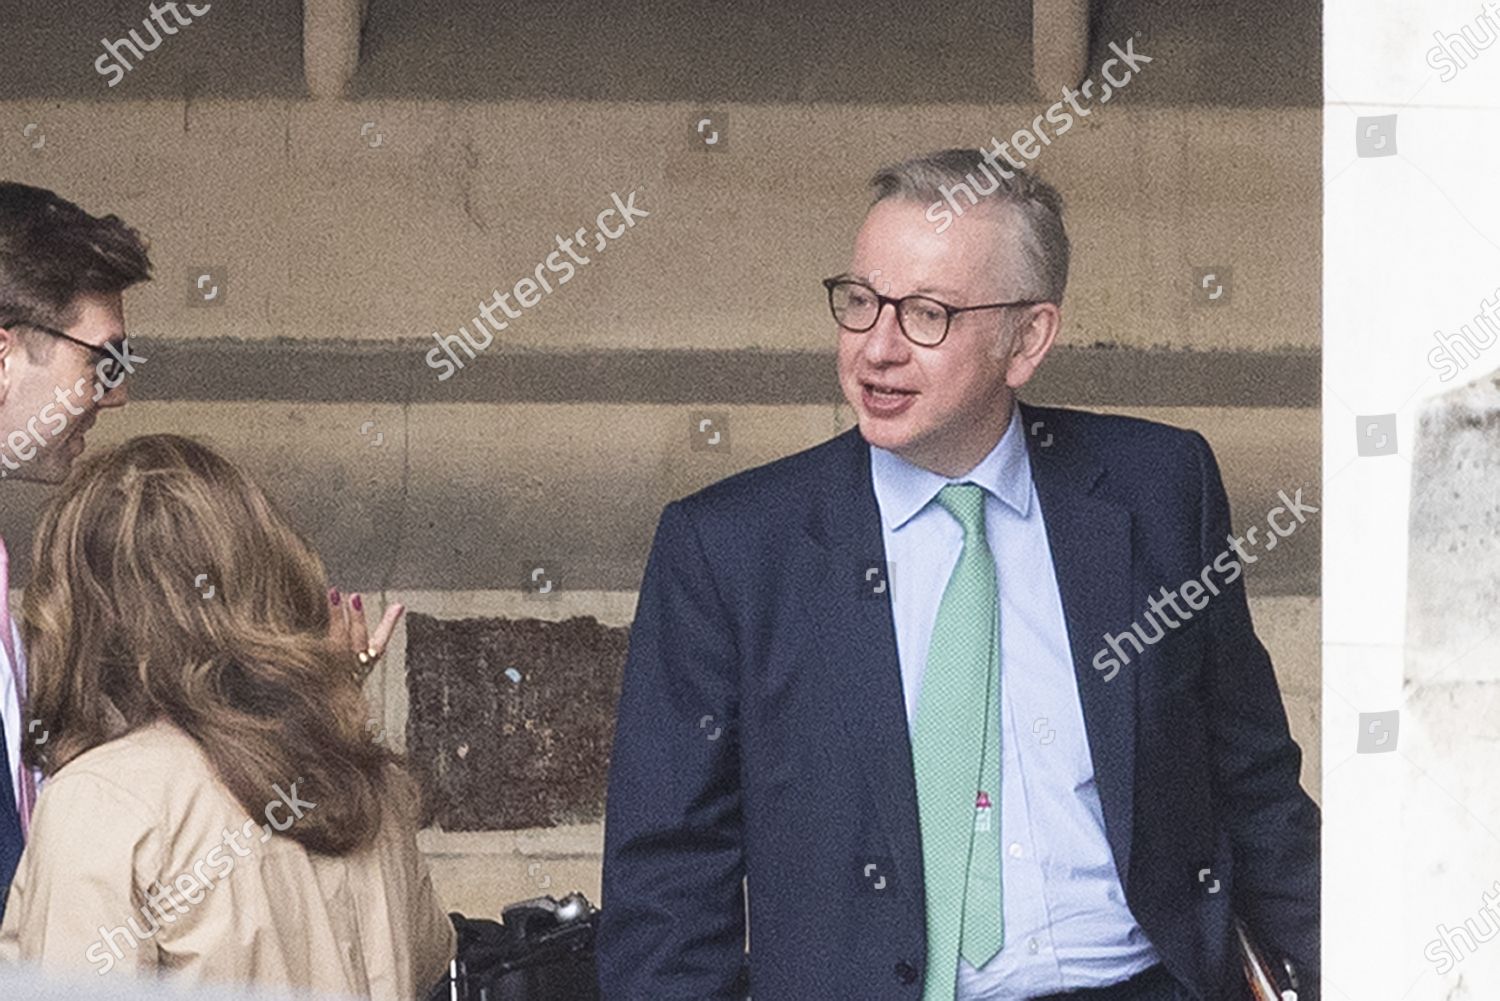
[
  {"x1": 599, "y1": 149, "x2": 1318, "y2": 1000},
  {"x1": 0, "y1": 183, "x2": 151, "y2": 922}
]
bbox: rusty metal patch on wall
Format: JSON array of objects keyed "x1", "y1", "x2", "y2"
[{"x1": 405, "y1": 613, "x2": 629, "y2": 830}]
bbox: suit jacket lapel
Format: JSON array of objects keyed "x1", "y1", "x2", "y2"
[
  {"x1": 797, "y1": 409, "x2": 1139, "y2": 903},
  {"x1": 799, "y1": 428, "x2": 927, "y2": 902},
  {"x1": 1020, "y1": 401, "x2": 1139, "y2": 895}
]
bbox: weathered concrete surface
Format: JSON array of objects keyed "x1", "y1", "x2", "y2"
[
  {"x1": 357, "y1": 0, "x2": 1317, "y2": 106},
  {"x1": 0, "y1": 402, "x2": 1317, "y2": 595},
  {"x1": 0, "y1": 101, "x2": 1317, "y2": 354},
  {"x1": 0, "y1": 1, "x2": 1318, "y2": 105},
  {"x1": 1, "y1": 0, "x2": 304, "y2": 99},
  {"x1": 420, "y1": 826, "x2": 606, "y2": 919},
  {"x1": 117, "y1": 340, "x2": 1318, "y2": 408}
]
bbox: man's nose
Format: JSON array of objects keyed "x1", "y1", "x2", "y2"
[
  {"x1": 861, "y1": 301, "x2": 912, "y2": 363},
  {"x1": 98, "y1": 379, "x2": 129, "y2": 407}
]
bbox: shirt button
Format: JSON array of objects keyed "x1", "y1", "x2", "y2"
[
  {"x1": 894, "y1": 961, "x2": 918, "y2": 984},
  {"x1": 1008, "y1": 842, "x2": 1024, "y2": 858},
  {"x1": 1027, "y1": 938, "x2": 1040, "y2": 954}
]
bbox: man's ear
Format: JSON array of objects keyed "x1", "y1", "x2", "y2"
[{"x1": 1002, "y1": 302, "x2": 1061, "y2": 390}]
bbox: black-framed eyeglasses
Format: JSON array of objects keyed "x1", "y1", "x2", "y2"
[
  {"x1": 823, "y1": 277, "x2": 1048, "y2": 347},
  {"x1": 0, "y1": 317, "x2": 130, "y2": 385}
]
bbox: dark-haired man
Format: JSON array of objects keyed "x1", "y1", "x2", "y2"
[{"x1": 0, "y1": 182, "x2": 152, "y2": 921}]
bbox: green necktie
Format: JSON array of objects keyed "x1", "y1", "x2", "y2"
[{"x1": 911, "y1": 483, "x2": 1004, "y2": 997}]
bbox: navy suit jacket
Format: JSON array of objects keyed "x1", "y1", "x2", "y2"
[{"x1": 599, "y1": 402, "x2": 1319, "y2": 1000}]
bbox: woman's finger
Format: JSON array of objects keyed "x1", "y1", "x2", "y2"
[
  {"x1": 349, "y1": 593, "x2": 370, "y2": 655},
  {"x1": 369, "y1": 602, "x2": 406, "y2": 656},
  {"x1": 327, "y1": 588, "x2": 350, "y2": 651}
]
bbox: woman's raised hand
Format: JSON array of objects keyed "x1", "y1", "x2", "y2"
[{"x1": 327, "y1": 588, "x2": 406, "y2": 681}]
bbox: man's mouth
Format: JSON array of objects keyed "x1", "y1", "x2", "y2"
[
  {"x1": 860, "y1": 380, "x2": 919, "y2": 416},
  {"x1": 863, "y1": 381, "x2": 917, "y2": 398}
]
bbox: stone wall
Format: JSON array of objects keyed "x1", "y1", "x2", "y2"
[{"x1": 1, "y1": 86, "x2": 1319, "y2": 921}]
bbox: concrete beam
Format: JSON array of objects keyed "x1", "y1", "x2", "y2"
[
  {"x1": 1032, "y1": 0, "x2": 1092, "y2": 97},
  {"x1": 0, "y1": 402, "x2": 1318, "y2": 596},
  {"x1": 121, "y1": 341, "x2": 1320, "y2": 409},
  {"x1": 0, "y1": 101, "x2": 1319, "y2": 353}
]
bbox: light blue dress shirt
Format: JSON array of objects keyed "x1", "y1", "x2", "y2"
[{"x1": 869, "y1": 401, "x2": 1161, "y2": 1000}]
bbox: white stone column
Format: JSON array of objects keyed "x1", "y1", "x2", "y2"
[
  {"x1": 1402, "y1": 374, "x2": 1500, "y2": 994},
  {"x1": 1405, "y1": 377, "x2": 1500, "y2": 689}
]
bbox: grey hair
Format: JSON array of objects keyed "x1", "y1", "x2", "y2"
[{"x1": 869, "y1": 148, "x2": 1070, "y2": 305}]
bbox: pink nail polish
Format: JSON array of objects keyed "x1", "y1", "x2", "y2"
[
  {"x1": 329, "y1": 589, "x2": 340, "y2": 606},
  {"x1": 351, "y1": 594, "x2": 363, "y2": 611}
]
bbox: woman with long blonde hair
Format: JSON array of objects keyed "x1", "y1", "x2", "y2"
[{"x1": 0, "y1": 434, "x2": 454, "y2": 997}]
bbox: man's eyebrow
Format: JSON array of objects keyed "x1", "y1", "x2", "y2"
[
  {"x1": 912, "y1": 284, "x2": 966, "y2": 300},
  {"x1": 835, "y1": 274, "x2": 971, "y2": 300}
]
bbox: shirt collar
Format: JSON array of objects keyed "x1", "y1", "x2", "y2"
[{"x1": 869, "y1": 399, "x2": 1032, "y2": 531}]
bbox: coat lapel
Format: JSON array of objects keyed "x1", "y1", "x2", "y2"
[
  {"x1": 1020, "y1": 401, "x2": 1139, "y2": 894},
  {"x1": 799, "y1": 428, "x2": 926, "y2": 901},
  {"x1": 798, "y1": 407, "x2": 1139, "y2": 902}
]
